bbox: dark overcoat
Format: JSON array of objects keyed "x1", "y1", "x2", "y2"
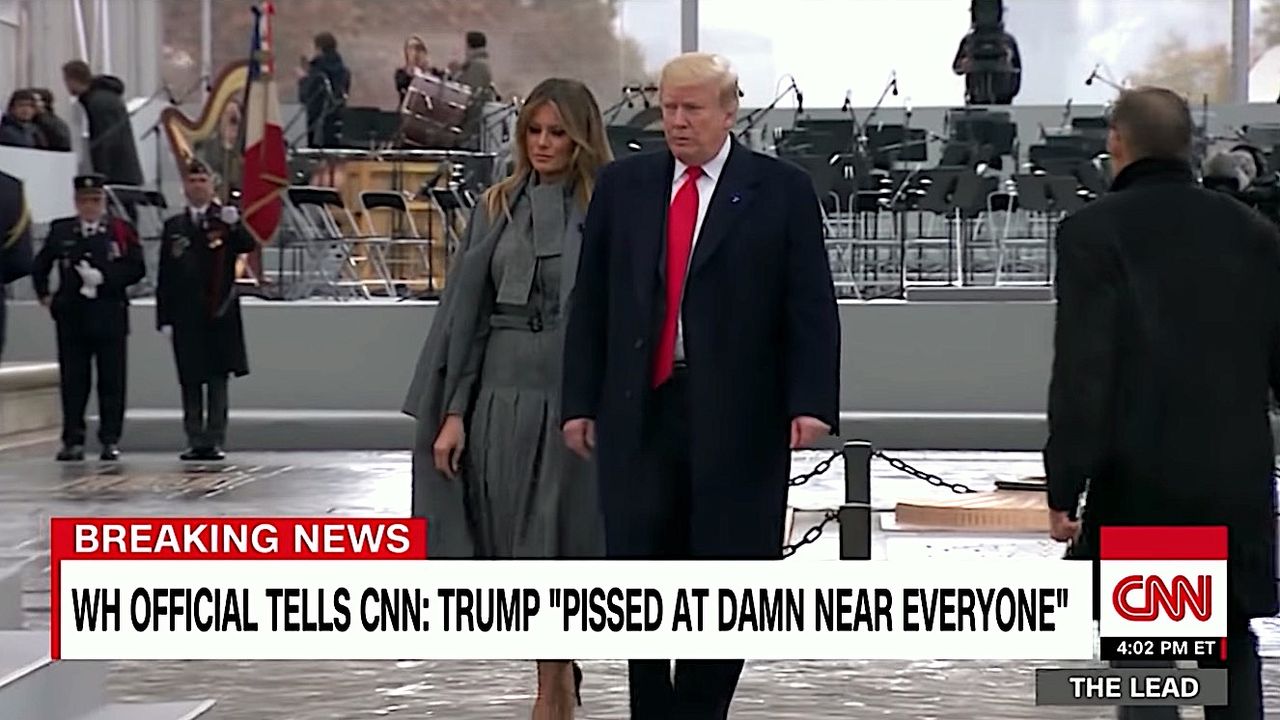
[
  {"x1": 402, "y1": 178, "x2": 586, "y2": 558},
  {"x1": 156, "y1": 208, "x2": 255, "y2": 386},
  {"x1": 561, "y1": 140, "x2": 841, "y2": 558},
  {"x1": 1045, "y1": 157, "x2": 1280, "y2": 619}
]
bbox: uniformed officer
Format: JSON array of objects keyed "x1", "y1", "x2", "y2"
[
  {"x1": 31, "y1": 174, "x2": 145, "y2": 461},
  {"x1": 0, "y1": 170, "x2": 35, "y2": 360},
  {"x1": 157, "y1": 159, "x2": 255, "y2": 461}
]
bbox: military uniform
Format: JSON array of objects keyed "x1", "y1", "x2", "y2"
[
  {"x1": 157, "y1": 162, "x2": 255, "y2": 460},
  {"x1": 31, "y1": 174, "x2": 145, "y2": 461},
  {"x1": 0, "y1": 170, "x2": 35, "y2": 359}
]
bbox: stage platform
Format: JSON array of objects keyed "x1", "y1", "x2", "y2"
[
  {"x1": 6, "y1": 297, "x2": 1061, "y2": 453},
  {"x1": 2, "y1": 446, "x2": 1276, "y2": 718}
]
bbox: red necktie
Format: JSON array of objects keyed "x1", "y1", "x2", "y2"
[{"x1": 653, "y1": 165, "x2": 701, "y2": 387}]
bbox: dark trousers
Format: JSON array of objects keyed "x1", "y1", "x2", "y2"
[
  {"x1": 181, "y1": 377, "x2": 229, "y2": 448},
  {"x1": 1112, "y1": 608, "x2": 1260, "y2": 719},
  {"x1": 56, "y1": 325, "x2": 126, "y2": 446},
  {"x1": 608, "y1": 368, "x2": 743, "y2": 719}
]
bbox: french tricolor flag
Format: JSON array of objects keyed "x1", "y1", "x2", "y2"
[{"x1": 240, "y1": 2, "x2": 287, "y2": 244}]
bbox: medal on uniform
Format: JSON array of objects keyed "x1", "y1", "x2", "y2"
[{"x1": 172, "y1": 235, "x2": 190, "y2": 258}]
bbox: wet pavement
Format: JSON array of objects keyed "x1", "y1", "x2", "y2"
[{"x1": 1, "y1": 447, "x2": 1275, "y2": 718}]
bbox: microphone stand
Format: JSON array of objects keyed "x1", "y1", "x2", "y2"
[{"x1": 735, "y1": 80, "x2": 799, "y2": 145}]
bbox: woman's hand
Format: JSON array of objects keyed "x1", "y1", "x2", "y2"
[{"x1": 433, "y1": 414, "x2": 466, "y2": 479}]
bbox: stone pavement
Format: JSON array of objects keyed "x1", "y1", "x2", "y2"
[{"x1": 1, "y1": 447, "x2": 1274, "y2": 718}]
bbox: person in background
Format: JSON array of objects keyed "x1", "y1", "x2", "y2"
[
  {"x1": 297, "y1": 32, "x2": 350, "y2": 148},
  {"x1": 1046, "y1": 86, "x2": 1279, "y2": 718},
  {"x1": 403, "y1": 78, "x2": 611, "y2": 719},
  {"x1": 0, "y1": 170, "x2": 34, "y2": 360},
  {"x1": 394, "y1": 35, "x2": 445, "y2": 104},
  {"x1": 452, "y1": 30, "x2": 495, "y2": 149},
  {"x1": 31, "y1": 174, "x2": 145, "y2": 462},
  {"x1": 0, "y1": 90, "x2": 42, "y2": 148},
  {"x1": 31, "y1": 88, "x2": 72, "y2": 152},
  {"x1": 561, "y1": 52, "x2": 840, "y2": 718},
  {"x1": 157, "y1": 159, "x2": 255, "y2": 462},
  {"x1": 62, "y1": 60, "x2": 145, "y2": 186}
]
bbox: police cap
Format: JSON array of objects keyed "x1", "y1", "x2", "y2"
[
  {"x1": 184, "y1": 157, "x2": 212, "y2": 177},
  {"x1": 73, "y1": 173, "x2": 107, "y2": 194}
]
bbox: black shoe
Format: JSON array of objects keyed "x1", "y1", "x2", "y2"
[
  {"x1": 205, "y1": 446, "x2": 226, "y2": 461},
  {"x1": 99, "y1": 444, "x2": 120, "y2": 461},
  {"x1": 56, "y1": 444, "x2": 84, "y2": 462},
  {"x1": 572, "y1": 662, "x2": 582, "y2": 707},
  {"x1": 180, "y1": 447, "x2": 204, "y2": 461}
]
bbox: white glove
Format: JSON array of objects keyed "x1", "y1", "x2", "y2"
[
  {"x1": 220, "y1": 205, "x2": 240, "y2": 224},
  {"x1": 160, "y1": 325, "x2": 172, "y2": 337},
  {"x1": 75, "y1": 261, "x2": 103, "y2": 298}
]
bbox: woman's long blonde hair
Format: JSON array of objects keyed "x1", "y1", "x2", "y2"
[{"x1": 483, "y1": 78, "x2": 613, "y2": 219}]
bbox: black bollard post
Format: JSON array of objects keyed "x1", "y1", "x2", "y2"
[{"x1": 839, "y1": 440, "x2": 873, "y2": 560}]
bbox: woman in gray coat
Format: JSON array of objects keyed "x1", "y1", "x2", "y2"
[{"x1": 402, "y1": 78, "x2": 611, "y2": 719}]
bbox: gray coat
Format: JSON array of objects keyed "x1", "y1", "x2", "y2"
[{"x1": 401, "y1": 177, "x2": 585, "y2": 558}]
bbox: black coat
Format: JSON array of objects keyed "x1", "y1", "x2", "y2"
[
  {"x1": 0, "y1": 114, "x2": 40, "y2": 148},
  {"x1": 157, "y1": 208, "x2": 255, "y2": 386},
  {"x1": 298, "y1": 52, "x2": 349, "y2": 148},
  {"x1": 1045, "y1": 157, "x2": 1280, "y2": 619},
  {"x1": 31, "y1": 215, "x2": 145, "y2": 338},
  {"x1": 78, "y1": 76, "x2": 144, "y2": 186},
  {"x1": 562, "y1": 140, "x2": 841, "y2": 557},
  {"x1": 0, "y1": 171, "x2": 34, "y2": 358},
  {"x1": 33, "y1": 111, "x2": 72, "y2": 152}
]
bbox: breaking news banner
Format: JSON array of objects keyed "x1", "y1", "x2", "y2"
[
  {"x1": 1035, "y1": 525, "x2": 1231, "y2": 708},
  {"x1": 50, "y1": 517, "x2": 1096, "y2": 661}
]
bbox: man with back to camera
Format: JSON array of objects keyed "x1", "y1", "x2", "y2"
[
  {"x1": 31, "y1": 174, "x2": 145, "y2": 462},
  {"x1": 1045, "y1": 86, "x2": 1279, "y2": 718},
  {"x1": 157, "y1": 159, "x2": 256, "y2": 462},
  {"x1": 62, "y1": 60, "x2": 144, "y2": 187},
  {"x1": 561, "y1": 52, "x2": 840, "y2": 718}
]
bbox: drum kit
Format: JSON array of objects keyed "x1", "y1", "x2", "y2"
[{"x1": 397, "y1": 73, "x2": 474, "y2": 148}]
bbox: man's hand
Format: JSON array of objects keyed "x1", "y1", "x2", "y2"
[
  {"x1": 1048, "y1": 510, "x2": 1080, "y2": 543},
  {"x1": 563, "y1": 418, "x2": 595, "y2": 460},
  {"x1": 38, "y1": 295, "x2": 50, "y2": 308},
  {"x1": 790, "y1": 415, "x2": 830, "y2": 449},
  {"x1": 159, "y1": 325, "x2": 172, "y2": 337}
]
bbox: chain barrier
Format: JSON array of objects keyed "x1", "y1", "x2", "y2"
[
  {"x1": 781, "y1": 509, "x2": 839, "y2": 558},
  {"x1": 788, "y1": 449, "x2": 842, "y2": 487},
  {"x1": 873, "y1": 449, "x2": 977, "y2": 494}
]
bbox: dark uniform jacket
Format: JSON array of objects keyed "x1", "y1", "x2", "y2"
[
  {"x1": 0, "y1": 171, "x2": 34, "y2": 357},
  {"x1": 78, "y1": 76, "x2": 144, "y2": 186},
  {"x1": 31, "y1": 215, "x2": 145, "y2": 338},
  {"x1": 157, "y1": 206, "x2": 254, "y2": 386},
  {"x1": 1045, "y1": 157, "x2": 1280, "y2": 619}
]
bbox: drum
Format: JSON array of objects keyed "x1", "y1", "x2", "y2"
[{"x1": 399, "y1": 74, "x2": 473, "y2": 148}]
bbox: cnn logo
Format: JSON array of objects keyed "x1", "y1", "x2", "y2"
[{"x1": 1111, "y1": 574, "x2": 1212, "y2": 622}]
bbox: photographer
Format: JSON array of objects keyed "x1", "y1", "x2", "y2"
[{"x1": 952, "y1": 0, "x2": 1022, "y2": 105}]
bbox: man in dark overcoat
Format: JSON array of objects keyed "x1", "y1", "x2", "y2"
[
  {"x1": 157, "y1": 159, "x2": 255, "y2": 461},
  {"x1": 1046, "y1": 86, "x2": 1280, "y2": 718},
  {"x1": 31, "y1": 173, "x2": 145, "y2": 461},
  {"x1": 0, "y1": 170, "x2": 34, "y2": 360},
  {"x1": 560, "y1": 52, "x2": 840, "y2": 718}
]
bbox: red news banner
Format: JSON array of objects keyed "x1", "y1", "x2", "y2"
[{"x1": 50, "y1": 517, "x2": 1095, "y2": 661}]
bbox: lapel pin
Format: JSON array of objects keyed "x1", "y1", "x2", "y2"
[{"x1": 731, "y1": 194, "x2": 741, "y2": 204}]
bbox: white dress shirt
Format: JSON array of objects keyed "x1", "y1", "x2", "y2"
[
  {"x1": 80, "y1": 216, "x2": 104, "y2": 236},
  {"x1": 669, "y1": 134, "x2": 731, "y2": 361},
  {"x1": 189, "y1": 204, "x2": 210, "y2": 224}
]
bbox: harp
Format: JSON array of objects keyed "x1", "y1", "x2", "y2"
[
  {"x1": 159, "y1": 60, "x2": 264, "y2": 283},
  {"x1": 159, "y1": 60, "x2": 250, "y2": 202}
]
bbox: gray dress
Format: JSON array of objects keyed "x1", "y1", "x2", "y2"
[{"x1": 446, "y1": 179, "x2": 604, "y2": 558}]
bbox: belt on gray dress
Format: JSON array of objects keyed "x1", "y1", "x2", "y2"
[{"x1": 489, "y1": 306, "x2": 555, "y2": 332}]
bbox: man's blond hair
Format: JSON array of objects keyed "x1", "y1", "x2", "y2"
[{"x1": 659, "y1": 53, "x2": 739, "y2": 111}]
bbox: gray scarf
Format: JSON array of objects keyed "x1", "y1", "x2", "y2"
[{"x1": 494, "y1": 179, "x2": 569, "y2": 306}]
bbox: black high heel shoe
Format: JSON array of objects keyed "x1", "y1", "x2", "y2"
[{"x1": 572, "y1": 661, "x2": 583, "y2": 706}]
